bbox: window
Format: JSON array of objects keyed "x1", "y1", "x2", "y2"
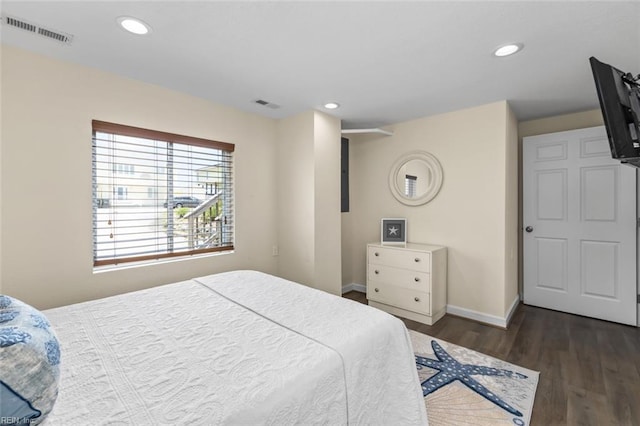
[
  {"x1": 114, "y1": 186, "x2": 128, "y2": 200},
  {"x1": 405, "y1": 174, "x2": 417, "y2": 198},
  {"x1": 113, "y1": 163, "x2": 135, "y2": 175},
  {"x1": 92, "y1": 120, "x2": 234, "y2": 266}
]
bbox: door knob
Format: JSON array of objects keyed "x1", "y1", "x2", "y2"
[{"x1": 525, "y1": 226, "x2": 533, "y2": 233}]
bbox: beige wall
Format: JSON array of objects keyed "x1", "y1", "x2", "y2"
[
  {"x1": 345, "y1": 101, "x2": 518, "y2": 319},
  {"x1": 276, "y1": 111, "x2": 316, "y2": 286},
  {"x1": 312, "y1": 112, "x2": 342, "y2": 295},
  {"x1": 275, "y1": 110, "x2": 342, "y2": 295},
  {"x1": 518, "y1": 109, "x2": 603, "y2": 138},
  {"x1": 504, "y1": 103, "x2": 519, "y2": 314},
  {"x1": 1, "y1": 45, "x2": 280, "y2": 309},
  {"x1": 0, "y1": 46, "x2": 3, "y2": 295}
]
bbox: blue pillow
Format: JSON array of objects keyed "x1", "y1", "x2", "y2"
[{"x1": 0, "y1": 295, "x2": 60, "y2": 425}]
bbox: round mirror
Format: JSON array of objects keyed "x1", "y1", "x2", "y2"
[{"x1": 388, "y1": 151, "x2": 443, "y2": 206}]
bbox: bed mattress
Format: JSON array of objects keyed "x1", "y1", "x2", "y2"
[{"x1": 43, "y1": 270, "x2": 427, "y2": 425}]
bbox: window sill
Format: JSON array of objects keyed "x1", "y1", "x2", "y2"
[{"x1": 92, "y1": 249, "x2": 234, "y2": 274}]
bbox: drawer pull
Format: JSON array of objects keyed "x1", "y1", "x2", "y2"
[
  {"x1": 375, "y1": 288, "x2": 380, "y2": 293},
  {"x1": 374, "y1": 252, "x2": 379, "y2": 257},
  {"x1": 414, "y1": 297, "x2": 420, "y2": 302},
  {"x1": 414, "y1": 258, "x2": 420, "y2": 262},
  {"x1": 414, "y1": 277, "x2": 420, "y2": 282},
  {"x1": 374, "y1": 270, "x2": 379, "y2": 275}
]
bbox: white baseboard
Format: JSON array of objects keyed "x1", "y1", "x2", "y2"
[
  {"x1": 446, "y1": 294, "x2": 520, "y2": 329},
  {"x1": 342, "y1": 283, "x2": 366, "y2": 294},
  {"x1": 342, "y1": 283, "x2": 523, "y2": 328}
]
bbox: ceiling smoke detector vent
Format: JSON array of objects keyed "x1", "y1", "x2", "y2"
[
  {"x1": 2, "y1": 15, "x2": 74, "y2": 45},
  {"x1": 254, "y1": 99, "x2": 281, "y2": 110}
]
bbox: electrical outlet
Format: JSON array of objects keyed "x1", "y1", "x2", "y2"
[{"x1": 272, "y1": 245, "x2": 279, "y2": 256}]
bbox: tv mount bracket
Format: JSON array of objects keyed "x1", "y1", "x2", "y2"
[
  {"x1": 622, "y1": 73, "x2": 640, "y2": 85},
  {"x1": 628, "y1": 87, "x2": 640, "y2": 144}
]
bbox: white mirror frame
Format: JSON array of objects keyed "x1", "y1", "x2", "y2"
[{"x1": 388, "y1": 151, "x2": 444, "y2": 206}]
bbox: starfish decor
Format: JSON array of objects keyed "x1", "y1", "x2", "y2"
[{"x1": 416, "y1": 340, "x2": 527, "y2": 417}]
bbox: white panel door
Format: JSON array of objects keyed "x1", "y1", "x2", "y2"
[{"x1": 523, "y1": 126, "x2": 637, "y2": 325}]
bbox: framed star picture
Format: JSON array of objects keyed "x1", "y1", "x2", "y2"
[{"x1": 381, "y1": 218, "x2": 407, "y2": 245}]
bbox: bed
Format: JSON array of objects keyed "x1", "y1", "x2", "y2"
[{"x1": 39, "y1": 270, "x2": 427, "y2": 425}]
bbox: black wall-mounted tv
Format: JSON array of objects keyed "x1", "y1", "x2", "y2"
[{"x1": 589, "y1": 56, "x2": 640, "y2": 168}]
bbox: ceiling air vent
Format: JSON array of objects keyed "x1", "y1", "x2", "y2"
[
  {"x1": 254, "y1": 99, "x2": 281, "y2": 110},
  {"x1": 2, "y1": 15, "x2": 73, "y2": 45}
]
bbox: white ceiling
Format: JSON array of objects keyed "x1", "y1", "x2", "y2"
[{"x1": 1, "y1": 1, "x2": 639, "y2": 129}]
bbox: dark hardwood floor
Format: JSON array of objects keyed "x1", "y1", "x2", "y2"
[{"x1": 343, "y1": 291, "x2": 640, "y2": 426}]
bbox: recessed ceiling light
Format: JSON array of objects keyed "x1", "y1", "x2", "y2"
[
  {"x1": 324, "y1": 102, "x2": 340, "y2": 109},
  {"x1": 494, "y1": 43, "x2": 523, "y2": 57},
  {"x1": 117, "y1": 16, "x2": 151, "y2": 35}
]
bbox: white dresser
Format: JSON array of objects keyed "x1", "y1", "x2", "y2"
[{"x1": 366, "y1": 243, "x2": 447, "y2": 325}]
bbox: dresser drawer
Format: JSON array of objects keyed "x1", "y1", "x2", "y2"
[
  {"x1": 368, "y1": 264, "x2": 430, "y2": 292},
  {"x1": 368, "y1": 246, "x2": 430, "y2": 272},
  {"x1": 367, "y1": 285, "x2": 430, "y2": 315}
]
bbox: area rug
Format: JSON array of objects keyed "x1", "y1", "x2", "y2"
[{"x1": 410, "y1": 330, "x2": 539, "y2": 426}]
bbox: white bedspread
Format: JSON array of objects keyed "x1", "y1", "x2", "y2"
[{"x1": 43, "y1": 270, "x2": 427, "y2": 425}]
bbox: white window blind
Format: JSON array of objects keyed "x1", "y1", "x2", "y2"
[
  {"x1": 405, "y1": 174, "x2": 417, "y2": 198},
  {"x1": 92, "y1": 120, "x2": 234, "y2": 266}
]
